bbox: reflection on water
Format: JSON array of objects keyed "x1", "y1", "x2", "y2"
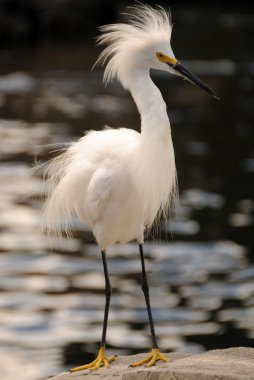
[{"x1": 0, "y1": 5, "x2": 254, "y2": 380}]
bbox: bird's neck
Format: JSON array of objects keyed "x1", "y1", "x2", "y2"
[{"x1": 128, "y1": 70, "x2": 171, "y2": 140}]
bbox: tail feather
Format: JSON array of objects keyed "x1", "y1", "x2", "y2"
[{"x1": 42, "y1": 148, "x2": 85, "y2": 237}]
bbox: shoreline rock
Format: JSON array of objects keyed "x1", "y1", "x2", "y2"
[{"x1": 45, "y1": 347, "x2": 254, "y2": 380}]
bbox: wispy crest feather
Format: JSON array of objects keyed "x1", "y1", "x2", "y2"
[{"x1": 95, "y1": 3, "x2": 172, "y2": 84}]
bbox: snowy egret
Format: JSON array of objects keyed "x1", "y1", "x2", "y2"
[{"x1": 43, "y1": 3, "x2": 218, "y2": 371}]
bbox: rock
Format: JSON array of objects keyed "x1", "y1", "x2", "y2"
[{"x1": 46, "y1": 347, "x2": 254, "y2": 380}]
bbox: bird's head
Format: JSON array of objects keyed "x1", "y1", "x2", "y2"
[{"x1": 95, "y1": 3, "x2": 218, "y2": 100}]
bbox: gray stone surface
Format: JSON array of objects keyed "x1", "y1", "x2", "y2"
[{"x1": 46, "y1": 347, "x2": 254, "y2": 380}]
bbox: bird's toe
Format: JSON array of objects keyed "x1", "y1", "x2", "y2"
[
  {"x1": 69, "y1": 347, "x2": 117, "y2": 372},
  {"x1": 130, "y1": 349, "x2": 169, "y2": 368}
]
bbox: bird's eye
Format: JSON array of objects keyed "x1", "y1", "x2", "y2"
[{"x1": 157, "y1": 52, "x2": 164, "y2": 59}]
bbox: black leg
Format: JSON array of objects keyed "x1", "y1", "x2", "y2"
[
  {"x1": 101, "y1": 250, "x2": 111, "y2": 347},
  {"x1": 69, "y1": 250, "x2": 117, "y2": 372},
  {"x1": 139, "y1": 244, "x2": 158, "y2": 349}
]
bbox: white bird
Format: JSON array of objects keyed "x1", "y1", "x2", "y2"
[{"x1": 43, "y1": 3, "x2": 218, "y2": 372}]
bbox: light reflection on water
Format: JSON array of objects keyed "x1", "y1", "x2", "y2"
[{"x1": 0, "y1": 8, "x2": 254, "y2": 380}]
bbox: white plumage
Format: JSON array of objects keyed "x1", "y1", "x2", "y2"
[
  {"x1": 95, "y1": 5, "x2": 173, "y2": 86},
  {"x1": 44, "y1": 4, "x2": 178, "y2": 250},
  {"x1": 43, "y1": 3, "x2": 217, "y2": 251}
]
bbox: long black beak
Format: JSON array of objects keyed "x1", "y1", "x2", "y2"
[{"x1": 168, "y1": 62, "x2": 219, "y2": 100}]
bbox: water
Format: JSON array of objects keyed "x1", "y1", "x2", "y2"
[{"x1": 0, "y1": 4, "x2": 254, "y2": 380}]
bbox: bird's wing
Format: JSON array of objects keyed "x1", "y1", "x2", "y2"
[{"x1": 87, "y1": 167, "x2": 115, "y2": 223}]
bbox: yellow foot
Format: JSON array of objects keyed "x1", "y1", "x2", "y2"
[
  {"x1": 131, "y1": 348, "x2": 169, "y2": 367},
  {"x1": 70, "y1": 347, "x2": 117, "y2": 372}
]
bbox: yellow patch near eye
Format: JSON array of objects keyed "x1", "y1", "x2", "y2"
[{"x1": 157, "y1": 52, "x2": 177, "y2": 66}]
